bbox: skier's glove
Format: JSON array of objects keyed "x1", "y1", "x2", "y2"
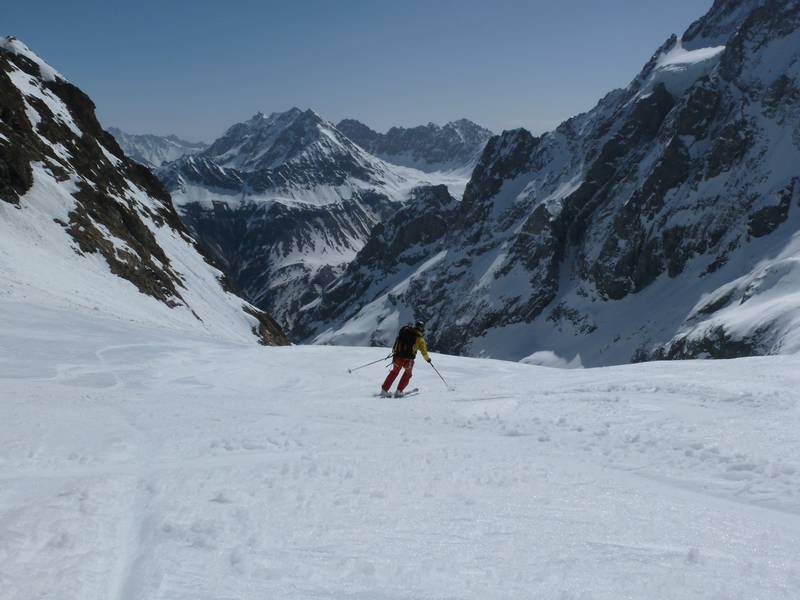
[{"x1": 426, "y1": 358, "x2": 432, "y2": 363}]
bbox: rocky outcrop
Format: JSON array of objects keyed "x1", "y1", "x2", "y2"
[{"x1": 300, "y1": 185, "x2": 460, "y2": 347}]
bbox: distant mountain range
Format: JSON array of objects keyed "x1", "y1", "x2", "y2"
[
  {"x1": 336, "y1": 118, "x2": 493, "y2": 172},
  {"x1": 110, "y1": 115, "x2": 492, "y2": 175},
  {"x1": 130, "y1": 110, "x2": 490, "y2": 333},
  {"x1": 107, "y1": 127, "x2": 208, "y2": 169}
]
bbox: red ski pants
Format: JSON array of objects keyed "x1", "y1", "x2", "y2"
[{"x1": 382, "y1": 358, "x2": 414, "y2": 392}]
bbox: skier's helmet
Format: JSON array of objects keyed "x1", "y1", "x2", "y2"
[{"x1": 414, "y1": 320, "x2": 425, "y2": 331}]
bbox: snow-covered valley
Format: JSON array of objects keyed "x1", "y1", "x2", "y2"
[
  {"x1": 3, "y1": 2, "x2": 800, "y2": 597},
  {"x1": 2, "y1": 299, "x2": 799, "y2": 599}
]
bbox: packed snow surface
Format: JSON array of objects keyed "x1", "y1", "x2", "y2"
[{"x1": 2, "y1": 300, "x2": 800, "y2": 599}]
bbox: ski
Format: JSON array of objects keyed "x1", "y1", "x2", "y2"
[{"x1": 374, "y1": 387, "x2": 419, "y2": 398}]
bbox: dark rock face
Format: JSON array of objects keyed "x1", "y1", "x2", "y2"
[
  {"x1": 0, "y1": 59, "x2": 39, "y2": 204},
  {"x1": 243, "y1": 305, "x2": 289, "y2": 346},
  {"x1": 461, "y1": 128, "x2": 541, "y2": 219},
  {"x1": 335, "y1": 119, "x2": 380, "y2": 149},
  {"x1": 0, "y1": 37, "x2": 288, "y2": 346},
  {"x1": 682, "y1": 0, "x2": 758, "y2": 48},
  {"x1": 67, "y1": 182, "x2": 186, "y2": 306},
  {"x1": 650, "y1": 325, "x2": 769, "y2": 360},
  {"x1": 747, "y1": 180, "x2": 794, "y2": 238},
  {"x1": 336, "y1": 118, "x2": 493, "y2": 171},
  {"x1": 296, "y1": 185, "x2": 456, "y2": 334},
  {"x1": 180, "y1": 191, "x2": 395, "y2": 333},
  {"x1": 296, "y1": 184, "x2": 461, "y2": 346},
  {"x1": 302, "y1": 0, "x2": 800, "y2": 364}
]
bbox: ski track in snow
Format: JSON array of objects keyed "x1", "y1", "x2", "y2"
[{"x1": 2, "y1": 302, "x2": 800, "y2": 598}]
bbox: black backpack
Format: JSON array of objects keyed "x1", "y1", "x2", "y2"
[{"x1": 393, "y1": 324, "x2": 419, "y2": 359}]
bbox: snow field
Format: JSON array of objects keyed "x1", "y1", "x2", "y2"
[
  {"x1": 0, "y1": 164, "x2": 263, "y2": 345},
  {"x1": 2, "y1": 301, "x2": 800, "y2": 599}
]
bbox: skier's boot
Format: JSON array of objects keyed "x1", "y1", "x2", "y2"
[
  {"x1": 379, "y1": 389, "x2": 391, "y2": 398},
  {"x1": 394, "y1": 390, "x2": 404, "y2": 398}
]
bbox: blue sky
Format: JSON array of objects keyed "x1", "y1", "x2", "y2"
[{"x1": 6, "y1": 0, "x2": 712, "y2": 141}]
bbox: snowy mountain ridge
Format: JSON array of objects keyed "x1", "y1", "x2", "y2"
[
  {"x1": 0, "y1": 36, "x2": 287, "y2": 345},
  {"x1": 336, "y1": 117, "x2": 493, "y2": 173},
  {"x1": 108, "y1": 127, "x2": 208, "y2": 169},
  {"x1": 160, "y1": 108, "x2": 444, "y2": 210},
  {"x1": 303, "y1": 0, "x2": 800, "y2": 366},
  {"x1": 200, "y1": 108, "x2": 367, "y2": 174}
]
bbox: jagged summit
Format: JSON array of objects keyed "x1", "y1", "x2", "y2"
[
  {"x1": 1, "y1": 35, "x2": 64, "y2": 82},
  {"x1": 336, "y1": 117, "x2": 493, "y2": 172},
  {"x1": 681, "y1": 0, "x2": 766, "y2": 49},
  {"x1": 162, "y1": 106, "x2": 413, "y2": 206},
  {"x1": 198, "y1": 107, "x2": 355, "y2": 173}
]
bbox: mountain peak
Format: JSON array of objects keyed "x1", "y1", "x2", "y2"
[
  {"x1": 337, "y1": 118, "x2": 372, "y2": 129},
  {"x1": 1, "y1": 35, "x2": 64, "y2": 82},
  {"x1": 335, "y1": 118, "x2": 379, "y2": 140},
  {"x1": 447, "y1": 118, "x2": 478, "y2": 127},
  {"x1": 681, "y1": 0, "x2": 765, "y2": 49},
  {"x1": 198, "y1": 107, "x2": 362, "y2": 173},
  {"x1": 247, "y1": 107, "x2": 308, "y2": 123}
]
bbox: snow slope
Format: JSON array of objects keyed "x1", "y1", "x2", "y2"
[
  {"x1": 0, "y1": 165, "x2": 270, "y2": 343},
  {"x1": 2, "y1": 300, "x2": 800, "y2": 599},
  {"x1": 0, "y1": 36, "x2": 286, "y2": 345}
]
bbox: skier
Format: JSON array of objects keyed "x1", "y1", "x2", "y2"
[{"x1": 380, "y1": 320, "x2": 431, "y2": 398}]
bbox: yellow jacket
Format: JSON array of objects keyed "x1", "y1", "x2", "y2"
[{"x1": 413, "y1": 336, "x2": 431, "y2": 361}]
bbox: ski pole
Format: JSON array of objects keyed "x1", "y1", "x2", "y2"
[
  {"x1": 348, "y1": 354, "x2": 392, "y2": 374},
  {"x1": 428, "y1": 361, "x2": 452, "y2": 390}
]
